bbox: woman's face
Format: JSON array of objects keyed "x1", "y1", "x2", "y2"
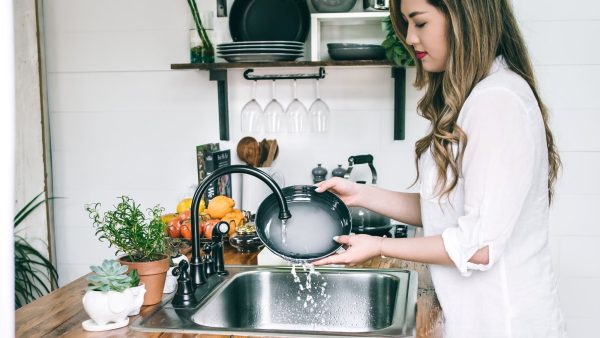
[{"x1": 400, "y1": 0, "x2": 449, "y2": 72}]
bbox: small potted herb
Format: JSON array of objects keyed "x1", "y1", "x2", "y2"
[
  {"x1": 86, "y1": 196, "x2": 169, "y2": 305},
  {"x1": 83, "y1": 260, "x2": 136, "y2": 328}
]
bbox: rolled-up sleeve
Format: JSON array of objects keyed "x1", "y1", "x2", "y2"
[{"x1": 442, "y1": 87, "x2": 537, "y2": 277}]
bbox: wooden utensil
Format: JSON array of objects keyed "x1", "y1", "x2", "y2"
[
  {"x1": 236, "y1": 136, "x2": 260, "y2": 167},
  {"x1": 262, "y1": 139, "x2": 278, "y2": 167},
  {"x1": 258, "y1": 138, "x2": 269, "y2": 167}
]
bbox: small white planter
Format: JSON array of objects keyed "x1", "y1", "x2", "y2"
[
  {"x1": 128, "y1": 283, "x2": 146, "y2": 316},
  {"x1": 164, "y1": 255, "x2": 189, "y2": 294},
  {"x1": 82, "y1": 289, "x2": 134, "y2": 326}
]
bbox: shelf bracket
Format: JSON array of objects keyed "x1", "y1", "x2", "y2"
[
  {"x1": 392, "y1": 67, "x2": 406, "y2": 141},
  {"x1": 243, "y1": 67, "x2": 326, "y2": 81},
  {"x1": 209, "y1": 69, "x2": 229, "y2": 141}
]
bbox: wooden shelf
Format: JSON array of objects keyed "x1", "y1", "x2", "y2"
[
  {"x1": 171, "y1": 59, "x2": 394, "y2": 70},
  {"x1": 171, "y1": 61, "x2": 406, "y2": 142}
]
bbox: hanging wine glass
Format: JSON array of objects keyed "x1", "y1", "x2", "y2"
[
  {"x1": 285, "y1": 80, "x2": 309, "y2": 133},
  {"x1": 309, "y1": 79, "x2": 330, "y2": 133},
  {"x1": 240, "y1": 80, "x2": 263, "y2": 133},
  {"x1": 264, "y1": 80, "x2": 285, "y2": 133}
]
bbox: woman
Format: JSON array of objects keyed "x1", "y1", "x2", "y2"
[{"x1": 313, "y1": 0, "x2": 566, "y2": 337}]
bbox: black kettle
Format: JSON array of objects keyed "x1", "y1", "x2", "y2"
[{"x1": 345, "y1": 155, "x2": 395, "y2": 237}]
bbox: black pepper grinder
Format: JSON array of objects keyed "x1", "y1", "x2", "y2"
[
  {"x1": 331, "y1": 164, "x2": 347, "y2": 178},
  {"x1": 312, "y1": 164, "x2": 328, "y2": 183}
]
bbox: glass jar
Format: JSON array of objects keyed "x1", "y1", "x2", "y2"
[
  {"x1": 229, "y1": 222, "x2": 264, "y2": 253},
  {"x1": 189, "y1": 11, "x2": 214, "y2": 64},
  {"x1": 190, "y1": 28, "x2": 214, "y2": 64}
]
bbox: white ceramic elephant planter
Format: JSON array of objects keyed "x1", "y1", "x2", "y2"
[
  {"x1": 127, "y1": 283, "x2": 146, "y2": 316},
  {"x1": 82, "y1": 289, "x2": 134, "y2": 326}
]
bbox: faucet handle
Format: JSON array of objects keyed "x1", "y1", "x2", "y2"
[
  {"x1": 171, "y1": 260, "x2": 189, "y2": 278},
  {"x1": 171, "y1": 260, "x2": 198, "y2": 308}
]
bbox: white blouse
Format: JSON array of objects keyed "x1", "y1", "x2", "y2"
[{"x1": 419, "y1": 57, "x2": 567, "y2": 338}]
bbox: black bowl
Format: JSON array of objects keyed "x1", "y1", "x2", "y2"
[
  {"x1": 311, "y1": 0, "x2": 357, "y2": 13},
  {"x1": 255, "y1": 185, "x2": 351, "y2": 263}
]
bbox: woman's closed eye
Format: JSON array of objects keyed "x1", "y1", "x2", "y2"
[{"x1": 415, "y1": 22, "x2": 427, "y2": 28}]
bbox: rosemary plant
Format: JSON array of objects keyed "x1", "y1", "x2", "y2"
[{"x1": 86, "y1": 196, "x2": 167, "y2": 262}]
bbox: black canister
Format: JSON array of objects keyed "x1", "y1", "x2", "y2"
[
  {"x1": 331, "y1": 164, "x2": 347, "y2": 178},
  {"x1": 312, "y1": 164, "x2": 328, "y2": 183}
]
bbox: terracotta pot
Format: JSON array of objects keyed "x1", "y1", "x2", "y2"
[{"x1": 119, "y1": 255, "x2": 170, "y2": 305}]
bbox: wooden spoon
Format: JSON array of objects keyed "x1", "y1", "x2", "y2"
[{"x1": 236, "y1": 136, "x2": 260, "y2": 167}]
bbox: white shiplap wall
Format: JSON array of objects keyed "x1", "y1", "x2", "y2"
[{"x1": 41, "y1": 0, "x2": 599, "y2": 335}]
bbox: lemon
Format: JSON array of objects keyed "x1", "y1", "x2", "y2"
[{"x1": 176, "y1": 198, "x2": 205, "y2": 214}]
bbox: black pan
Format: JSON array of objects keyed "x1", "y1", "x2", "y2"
[
  {"x1": 255, "y1": 185, "x2": 351, "y2": 263},
  {"x1": 229, "y1": 0, "x2": 310, "y2": 42}
]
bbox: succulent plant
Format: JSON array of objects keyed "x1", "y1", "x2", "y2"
[
  {"x1": 86, "y1": 259, "x2": 132, "y2": 292},
  {"x1": 128, "y1": 268, "x2": 140, "y2": 288}
]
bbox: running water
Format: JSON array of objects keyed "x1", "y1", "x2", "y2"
[
  {"x1": 281, "y1": 219, "x2": 287, "y2": 244},
  {"x1": 290, "y1": 263, "x2": 331, "y2": 327}
]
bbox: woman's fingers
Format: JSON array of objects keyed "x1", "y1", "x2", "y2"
[
  {"x1": 314, "y1": 177, "x2": 347, "y2": 193},
  {"x1": 312, "y1": 252, "x2": 347, "y2": 266},
  {"x1": 333, "y1": 235, "x2": 351, "y2": 244}
]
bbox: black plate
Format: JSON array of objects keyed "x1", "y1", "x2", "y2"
[
  {"x1": 328, "y1": 46, "x2": 386, "y2": 60},
  {"x1": 229, "y1": 0, "x2": 310, "y2": 42},
  {"x1": 256, "y1": 185, "x2": 351, "y2": 263}
]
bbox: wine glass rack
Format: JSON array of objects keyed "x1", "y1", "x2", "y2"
[{"x1": 171, "y1": 60, "x2": 406, "y2": 141}]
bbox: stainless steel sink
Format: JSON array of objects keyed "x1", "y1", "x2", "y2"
[{"x1": 132, "y1": 265, "x2": 417, "y2": 337}]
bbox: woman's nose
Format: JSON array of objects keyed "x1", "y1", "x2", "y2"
[{"x1": 405, "y1": 25, "x2": 418, "y2": 46}]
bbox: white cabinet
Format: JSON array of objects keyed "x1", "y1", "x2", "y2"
[{"x1": 309, "y1": 11, "x2": 389, "y2": 61}]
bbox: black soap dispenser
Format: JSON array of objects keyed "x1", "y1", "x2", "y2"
[{"x1": 312, "y1": 164, "x2": 328, "y2": 183}]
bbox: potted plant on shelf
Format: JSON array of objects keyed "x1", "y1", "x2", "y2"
[
  {"x1": 86, "y1": 196, "x2": 169, "y2": 305},
  {"x1": 83, "y1": 259, "x2": 136, "y2": 330},
  {"x1": 381, "y1": 16, "x2": 414, "y2": 66}
]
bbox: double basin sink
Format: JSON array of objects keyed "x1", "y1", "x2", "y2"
[{"x1": 132, "y1": 265, "x2": 418, "y2": 337}]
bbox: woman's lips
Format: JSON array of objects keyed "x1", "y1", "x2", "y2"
[{"x1": 415, "y1": 51, "x2": 427, "y2": 60}]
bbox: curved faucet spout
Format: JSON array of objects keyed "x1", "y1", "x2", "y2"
[{"x1": 189, "y1": 165, "x2": 291, "y2": 287}]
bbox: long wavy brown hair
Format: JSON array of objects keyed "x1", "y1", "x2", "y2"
[{"x1": 390, "y1": 0, "x2": 561, "y2": 203}]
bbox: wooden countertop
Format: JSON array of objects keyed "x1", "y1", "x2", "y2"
[{"x1": 16, "y1": 246, "x2": 443, "y2": 338}]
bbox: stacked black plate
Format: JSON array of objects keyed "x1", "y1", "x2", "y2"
[{"x1": 217, "y1": 41, "x2": 304, "y2": 63}]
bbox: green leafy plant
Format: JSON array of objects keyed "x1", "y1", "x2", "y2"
[
  {"x1": 86, "y1": 259, "x2": 132, "y2": 292},
  {"x1": 128, "y1": 268, "x2": 140, "y2": 288},
  {"x1": 14, "y1": 192, "x2": 59, "y2": 308},
  {"x1": 85, "y1": 196, "x2": 167, "y2": 262},
  {"x1": 381, "y1": 16, "x2": 415, "y2": 66}
]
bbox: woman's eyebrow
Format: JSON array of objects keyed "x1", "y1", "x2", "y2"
[
  {"x1": 401, "y1": 11, "x2": 426, "y2": 21},
  {"x1": 408, "y1": 11, "x2": 427, "y2": 18}
]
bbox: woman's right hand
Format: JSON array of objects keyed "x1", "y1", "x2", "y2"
[{"x1": 314, "y1": 177, "x2": 361, "y2": 207}]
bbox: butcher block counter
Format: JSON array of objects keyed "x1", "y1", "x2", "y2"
[{"x1": 16, "y1": 246, "x2": 443, "y2": 337}]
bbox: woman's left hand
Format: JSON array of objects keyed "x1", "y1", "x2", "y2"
[{"x1": 312, "y1": 234, "x2": 383, "y2": 266}]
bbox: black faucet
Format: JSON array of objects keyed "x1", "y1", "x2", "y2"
[{"x1": 189, "y1": 165, "x2": 292, "y2": 287}]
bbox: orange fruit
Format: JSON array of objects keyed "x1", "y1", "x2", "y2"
[{"x1": 206, "y1": 195, "x2": 235, "y2": 219}]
